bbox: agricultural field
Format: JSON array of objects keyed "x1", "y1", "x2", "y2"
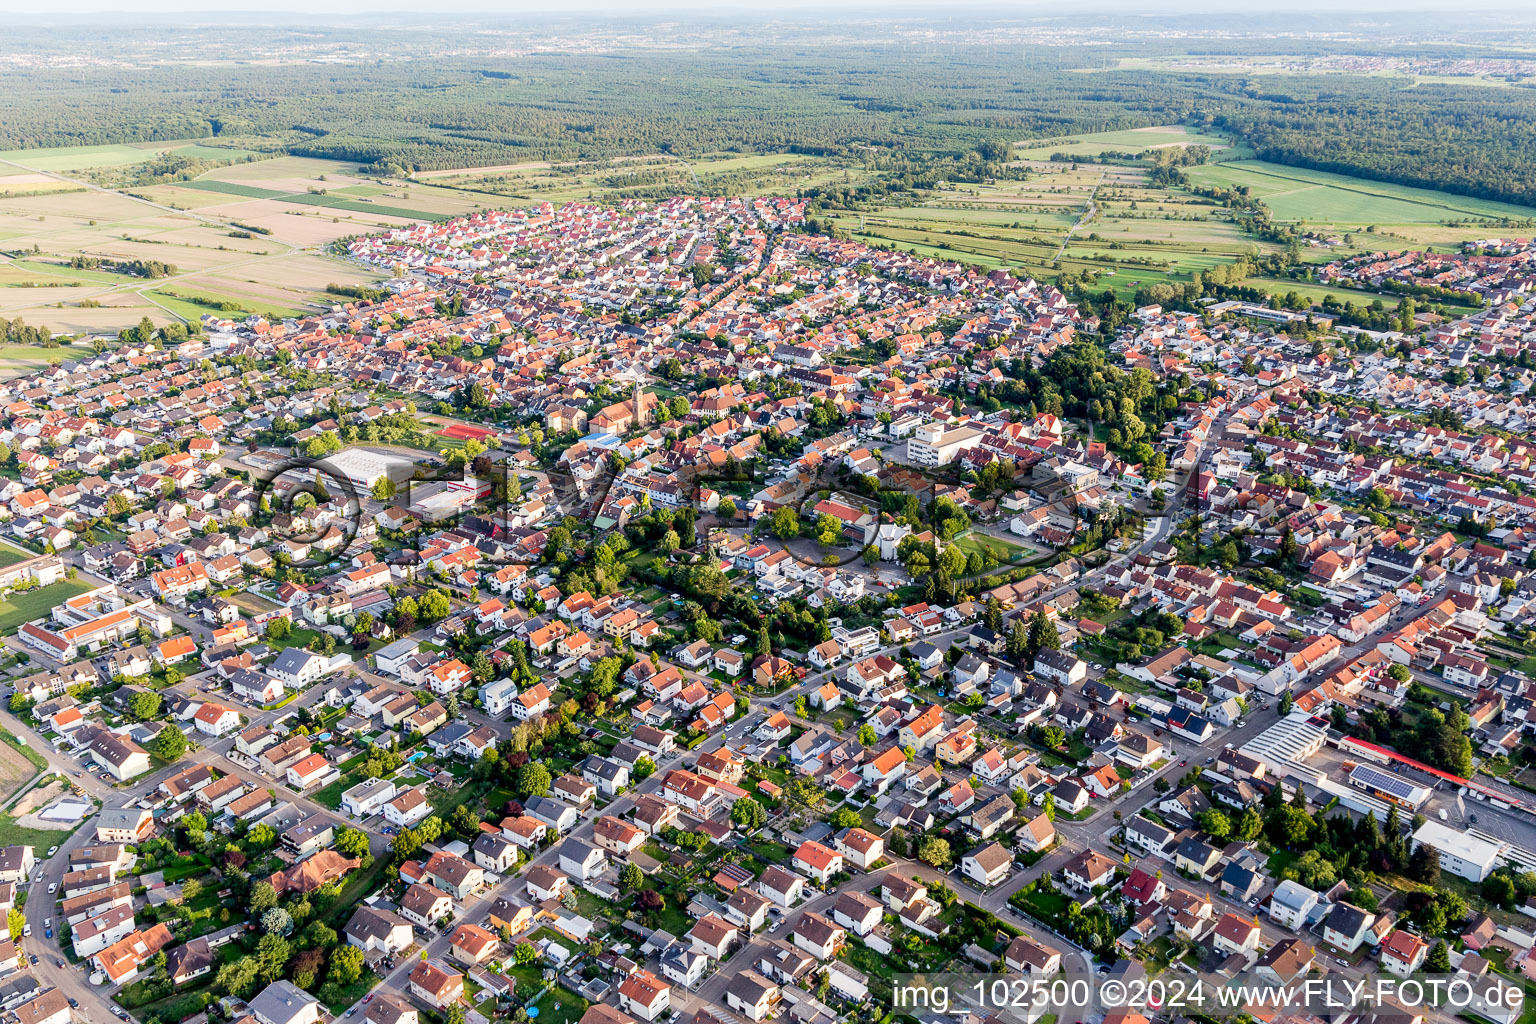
[
  {"x1": 823, "y1": 127, "x2": 1536, "y2": 304},
  {"x1": 422, "y1": 150, "x2": 858, "y2": 204},
  {"x1": 826, "y1": 157, "x2": 1280, "y2": 297},
  {"x1": 0, "y1": 138, "x2": 257, "y2": 175},
  {"x1": 0, "y1": 146, "x2": 413, "y2": 333},
  {"x1": 1185, "y1": 160, "x2": 1536, "y2": 242},
  {"x1": 0, "y1": 145, "x2": 861, "y2": 335},
  {"x1": 1013, "y1": 124, "x2": 1245, "y2": 160}
]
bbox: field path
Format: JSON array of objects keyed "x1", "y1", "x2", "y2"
[{"x1": 1053, "y1": 167, "x2": 1106, "y2": 263}]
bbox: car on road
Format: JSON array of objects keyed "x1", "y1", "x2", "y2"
[
  {"x1": 45, "y1": 929, "x2": 51, "y2": 939},
  {"x1": 47, "y1": 883, "x2": 56, "y2": 894},
  {"x1": 1204, "y1": 756, "x2": 1215, "y2": 764},
  {"x1": 346, "y1": 1011, "x2": 356, "y2": 1017},
  {"x1": 1179, "y1": 760, "x2": 1187, "y2": 767},
  {"x1": 363, "y1": 996, "x2": 373, "y2": 1004},
  {"x1": 67, "y1": 999, "x2": 78, "y2": 1008},
  {"x1": 28, "y1": 956, "x2": 37, "y2": 966},
  {"x1": 56, "y1": 960, "x2": 65, "y2": 969}
]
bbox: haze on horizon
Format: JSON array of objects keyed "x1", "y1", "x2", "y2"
[{"x1": 6, "y1": 0, "x2": 1534, "y2": 17}]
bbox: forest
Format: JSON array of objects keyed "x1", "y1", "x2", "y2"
[{"x1": 3, "y1": 35, "x2": 1536, "y2": 208}]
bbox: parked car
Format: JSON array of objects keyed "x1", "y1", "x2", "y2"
[
  {"x1": 47, "y1": 846, "x2": 58, "y2": 856},
  {"x1": 47, "y1": 883, "x2": 57, "y2": 894}
]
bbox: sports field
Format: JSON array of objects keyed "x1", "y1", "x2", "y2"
[{"x1": 0, "y1": 579, "x2": 96, "y2": 633}]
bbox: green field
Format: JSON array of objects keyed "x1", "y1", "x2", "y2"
[
  {"x1": 178, "y1": 180, "x2": 286, "y2": 199},
  {"x1": 953, "y1": 532, "x2": 1031, "y2": 564},
  {"x1": 0, "y1": 344, "x2": 70, "y2": 376},
  {"x1": 9, "y1": 259, "x2": 137, "y2": 285},
  {"x1": 830, "y1": 163, "x2": 1271, "y2": 291},
  {"x1": 1015, "y1": 125, "x2": 1243, "y2": 160},
  {"x1": 419, "y1": 150, "x2": 856, "y2": 205},
  {"x1": 177, "y1": 178, "x2": 445, "y2": 220},
  {"x1": 1240, "y1": 276, "x2": 1405, "y2": 309},
  {"x1": 0, "y1": 579, "x2": 97, "y2": 632},
  {"x1": 1186, "y1": 160, "x2": 1536, "y2": 226},
  {"x1": 149, "y1": 287, "x2": 310, "y2": 320},
  {"x1": 0, "y1": 139, "x2": 256, "y2": 174},
  {"x1": 0, "y1": 543, "x2": 33, "y2": 569},
  {"x1": 277, "y1": 193, "x2": 446, "y2": 220}
]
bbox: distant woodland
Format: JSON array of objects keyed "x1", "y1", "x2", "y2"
[{"x1": 6, "y1": 34, "x2": 1536, "y2": 206}]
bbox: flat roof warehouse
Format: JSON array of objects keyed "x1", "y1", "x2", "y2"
[{"x1": 318, "y1": 449, "x2": 417, "y2": 490}]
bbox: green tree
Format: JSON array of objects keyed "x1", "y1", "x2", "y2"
[
  {"x1": 129, "y1": 690, "x2": 163, "y2": 721},
  {"x1": 731, "y1": 796, "x2": 767, "y2": 831},
  {"x1": 620, "y1": 862, "x2": 644, "y2": 893},
  {"x1": 249, "y1": 881, "x2": 278, "y2": 913},
  {"x1": 1199, "y1": 809, "x2": 1231, "y2": 840},
  {"x1": 334, "y1": 827, "x2": 370, "y2": 858},
  {"x1": 255, "y1": 933, "x2": 290, "y2": 981},
  {"x1": 816, "y1": 514, "x2": 842, "y2": 548},
  {"x1": 857, "y1": 724, "x2": 877, "y2": 746},
  {"x1": 419, "y1": 589, "x2": 451, "y2": 621},
  {"x1": 770, "y1": 506, "x2": 799, "y2": 540},
  {"x1": 917, "y1": 835, "x2": 952, "y2": 869},
  {"x1": 517, "y1": 760, "x2": 551, "y2": 797},
  {"x1": 329, "y1": 944, "x2": 365, "y2": 984},
  {"x1": 155, "y1": 726, "x2": 188, "y2": 760},
  {"x1": 216, "y1": 957, "x2": 260, "y2": 997},
  {"x1": 1026, "y1": 610, "x2": 1060, "y2": 660},
  {"x1": 1426, "y1": 940, "x2": 1451, "y2": 973},
  {"x1": 829, "y1": 808, "x2": 861, "y2": 830}
]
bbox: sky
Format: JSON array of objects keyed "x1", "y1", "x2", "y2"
[{"x1": 6, "y1": 0, "x2": 1532, "y2": 14}]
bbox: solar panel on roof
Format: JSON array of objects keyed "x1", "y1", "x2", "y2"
[{"x1": 1350, "y1": 763, "x2": 1423, "y2": 801}]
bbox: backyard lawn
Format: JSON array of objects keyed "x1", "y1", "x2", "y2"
[{"x1": 526, "y1": 986, "x2": 588, "y2": 1024}]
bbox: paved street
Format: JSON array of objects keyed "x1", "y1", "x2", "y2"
[{"x1": 2, "y1": 410, "x2": 1317, "y2": 1024}]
